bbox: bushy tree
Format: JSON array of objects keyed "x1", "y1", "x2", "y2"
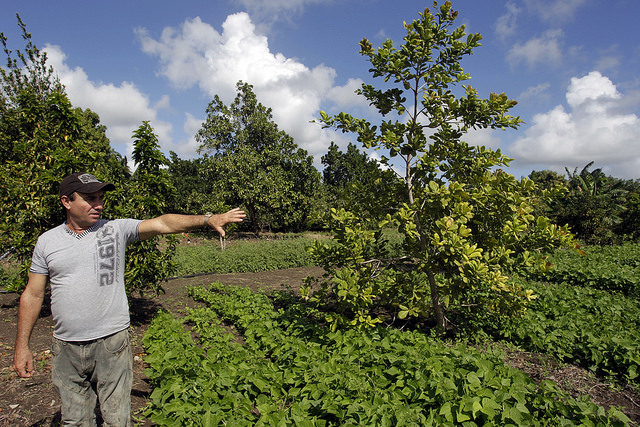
[
  {"x1": 166, "y1": 152, "x2": 228, "y2": 216},
  {"x1": 196, "y1": 81, "x2": 321, "y2": 234},
  {"x1": 530, "y1": 163, "x2": 630, "y2": 245},
  {"x1": 0, "y1": 16, "x2": 128, "y2": 291},
  {"x1": 618, "y1": 185, "x2": 640, "y2": 240},
  {"x1": 527, "y1": 169, "x2": 568, "y2": 222},
  {"x1": 557, "y1": 163, "x2": 628, "y2": 244},
  {"x1": 311, "y1": 2, "x2": 573, "y2": 331},
  {"x1": 321, "y1": 142, "x2": 403, "y2": 224},
  {"x1": 528, "y1": 170, "x2": 566, "y2": 188}
]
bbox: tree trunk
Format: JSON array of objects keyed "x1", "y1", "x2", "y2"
[{"x1": 427, "y1": 269, "x2": 446, "y2": 331}]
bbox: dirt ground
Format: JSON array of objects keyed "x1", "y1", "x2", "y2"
[{"x1": 1, "y1": 265, "x2": 639, "y2": 426}]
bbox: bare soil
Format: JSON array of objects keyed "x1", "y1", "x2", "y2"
[{"x1": 1, "y1": 266, "x2": 639, "y2": 426}]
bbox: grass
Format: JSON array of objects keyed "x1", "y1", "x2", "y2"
[
  {"x1": 172, "y1": 229, "x2": 405, "y2": 277},
  {"x1": 0, "y1": 261, "x2": 20, "y2": 292},
  {"x1": 172, "y1": 234, "x2": 320, "y2": 276}
]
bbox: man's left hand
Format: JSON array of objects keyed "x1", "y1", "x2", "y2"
[{"x1": 207, "y1": 208, "x2": 246, "y2": 237}]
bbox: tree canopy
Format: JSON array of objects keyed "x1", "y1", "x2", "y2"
[
  {"x1": 196, "y1": 81, "x2": 321, "y2": 234},
  {"x1": 0, "y1": 17, "x2": 128, "y2": 289}
]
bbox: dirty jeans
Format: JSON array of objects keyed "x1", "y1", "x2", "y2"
[{"x1": 51, "y1": 328, "x2": 133, "y2": 426}]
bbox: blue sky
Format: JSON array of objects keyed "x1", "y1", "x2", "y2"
[{"x1": 2, "y1": 0, "x2": 639, "y2": 179}]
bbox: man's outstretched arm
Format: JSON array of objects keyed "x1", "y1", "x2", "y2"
[{"x1": 137, "y1": 208, "x2": 246, "y2": 241}]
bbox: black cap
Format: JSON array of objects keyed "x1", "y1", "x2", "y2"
[{"x1": 59, "y1": 172, "x2": 115, "y2": 197}]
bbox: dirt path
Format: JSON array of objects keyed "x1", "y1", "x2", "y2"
[{"x1": 0, "y1": 267, "x2": 323, "y2": 426}]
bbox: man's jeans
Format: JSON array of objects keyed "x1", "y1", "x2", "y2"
[{"x1": 51, "y1": 328, "x2": 133, "y2": 426}]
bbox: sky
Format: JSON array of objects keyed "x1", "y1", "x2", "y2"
[{"x1": 2, "y1": 0, "x2": 640, "y2": 180}]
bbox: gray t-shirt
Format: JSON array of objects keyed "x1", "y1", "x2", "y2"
[{"x1": 30, "y1": 219, "x2": 142, "y2": 341}]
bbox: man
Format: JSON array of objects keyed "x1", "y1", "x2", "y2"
[{"x1": 12, "y1": 172, "x2": 245, "y2": 426}]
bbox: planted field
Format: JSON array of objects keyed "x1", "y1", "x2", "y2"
[
  {"x1": 143, "y1": 283, "x2": 629, "y2": 425},
  {"x1": 2, "y1": 238, "x2": 639, "y2": 424},
  {"x1": 140, "y1": 240, "x2": 640, "y2": 425},
  {"x1": 532, "y1": 243, "x2": 640, "y2": 298},
  {"x1": 492, "y1": 281, "x2": 640, "y2": 383}
]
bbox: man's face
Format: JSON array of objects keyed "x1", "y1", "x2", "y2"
[{"x1": 62, "y1": 190, "x2": 105, "y2": 227}]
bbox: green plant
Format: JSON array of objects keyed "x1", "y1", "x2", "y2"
[
  {"x1": 111, "y1": 122, "x2": 177, "y2": 295},
  {"x1": 491, "y1": 279, "x2": 640, "y2": 384},
  {"x1": 531, "y1": 243, "x2": 640, "y2": 298},
  {"x1": 141, "y1": 283, "x2": 630, "y2": 425},
  {"x1": 166, "y1": 152, "x2": 228, "y2": 215},
  {"x1": 315, "y1": 2, "x2": 574, "y2": 331},
  {"x1": 307, "y1": 209, "x2": 393, "y2": 329},
  {"x1": 321, "y1": 142, "x2": 403, "y2": 225},
  {"x1": 552, "y1": 162, "x2": 629, "y2": 245},
  {"x1": 0, "y1": 257, "x2": 20, "y2": 291}
]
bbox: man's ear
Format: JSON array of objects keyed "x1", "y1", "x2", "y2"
[{"x1": 61, "y1": 195, "x2": 72, "y2": 210}]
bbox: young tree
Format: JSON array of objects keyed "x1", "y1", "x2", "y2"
[
  {"x1": 312, "y1": 1, "x2": 573, "y2": 331},
  {"x1": 109, "y1": 121, "x2": 177, "y2": 295},
  {"x1": 0, "y1": 16, "x2": 128, "y2": 291},
  {"x1": 196, "y1": 81, "x2": 321, "y2": 234}
]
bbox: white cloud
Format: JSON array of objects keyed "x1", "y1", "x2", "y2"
[
  {"x1": 464, "y1": 128, "x2": 503, "y2": 151},
  {"x1": 183, "y1": 113, "x2": 203, "y2": 139},
  {"x1": 507, "y1": 29, "x2": 564, "y2": 69},
  {"x1": 233, "y1": 0, "x2": 333, "y2": 26},
  {"x1": 160, "y1": 112, "x2": 202, "y2": 158},
  {"x1": 326, "y1": 78, "x2": 366, "y2": 110},
  {"x1": 509, "y1": 71, "x2": 640, "y2": 179},
  {"x1": 43, "y1": 44, "x2": 171, "y2": 163},
  {"x1": 136, "y1": 17, "x2": 225, "y2": 94},
  {"x1": 524, "y1": 0, "x2": 588, "y2": 24},
  {"x1": 518, "y1": 82, "x2": 551, "y2": 102},
  {"x1": 565, "y1": 70, "x2": 620, "y2": 110},
  {"x1": 138, "y1": 12, "x2": 344, "y2": 161},
  {"x1": 495, "y1": 1, "x2": 521, "y2": 41},
  {"x1": 154, "y1": 95, "x2": 171, "y2": 110}
]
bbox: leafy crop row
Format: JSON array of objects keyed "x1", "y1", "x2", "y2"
[
  {"x1": 489, "y1": 280, "x2": 640, "y2": 384},
  {"x1": 142, "y1": 283, "x2": 629, "y2": 425},
  {"x1": 531, "y1": 243, "x2": 640, "y2": 298}
]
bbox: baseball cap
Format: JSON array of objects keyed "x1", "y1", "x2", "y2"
[{"x1": 59, "y1": 172, "x2": 116, "y2": 197}]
